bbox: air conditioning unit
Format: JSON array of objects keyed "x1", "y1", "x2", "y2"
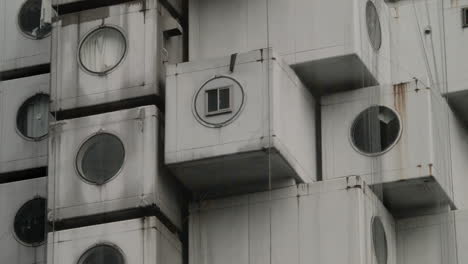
[
  {"x1": 188, "y1": 0, "x2": 391, "y2": 95},
  {"x1": 165, "y1": 48, "x2": 317, "y2": 197},
  {"x1": 189, "y1": 176, "x2": 396, "y2": 264},
  {"x1": 47, "y1": 217, "x2": 182, "y2": 264},
  {"x1": 397, "y1": 212, "x2": 458, "y2": 264},
  {"x1": 0, "y1": 74, "x2": 49, "y2": 174},
  {"x1": 321, "y1": 80, "x2": 454, "y2": 216},
  {"x1": 50, "y1": 0, "x2": 161, "y2": 112},
  {"x1": 48, "y1": 105, "x2": 183, "y2": 229},
  {"x1": 0, "y1": 0, "x2": 53, "y2": 72},
  {"x1": 0, "y1": 177, "x2": 47, "y2": 264}
]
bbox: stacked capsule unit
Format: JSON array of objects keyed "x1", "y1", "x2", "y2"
[
  {"x1": 47, "y1": 0, "x2": 185, "y2": 263},
  {"x1": 0, "y1": 0, "x2": 52, "y2": 263}
]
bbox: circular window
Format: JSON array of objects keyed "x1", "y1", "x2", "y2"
[
  {"x1": 78, "y1": 244, "x2": 125, "y2": 264},
  {"x1": 17, "y1": 94, "x2": 50, "y2": 140},
  {"x1": 79, "y1": 26, "x2": 127, "y2": 75},
  {"x1": 366, "y1": 1, "x2": 382, "y2": 51},
  {"x1": 18, "y1": 0, "x2": 52, "y2": 39},
  {"x1": 193, "y1": 76, "x2": 245, "y2": 128},
  {"x1": 351, "y1": 106, "x2": 401, "y2": 155},
  {"x1": 76, "y1": 133, "x2": 125, "y2": 185},
  {"x1": 14, "y1": 197, "x2": 46, "y2": 246},
  {"x1": 372, "y1": 216, "x2": 388, "y2": 264}
]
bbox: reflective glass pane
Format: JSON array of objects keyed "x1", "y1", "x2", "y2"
[
  {"x1": 79, "y1": 27, "x2": 127, "y2": 74},
  {"x1": 77, "y1": 133, "x2": 125, "y2": 185},
  {"x1": 366, "y1": 1, "x2": 382, "y2": 51},
  {"x1": 78, "y1": 244, "x2": 125, "y2": 264},
  {"x1": 206, "y1": 89, "x2": 218, "y2": 113},
  {"x1": 351, "y1": 106, "x2": 400, "y2": 155},
  {"x1": 18, "y1": 0, "x2": 52, "y2": 39},
  {"x1": 219, "y1": 87, "x2": 230, "y2": 110},
  {"x1": 14, "y1": 197, "x2": 46, "y2": 245},
  {"x1": 16, "y1": 94, "x2": 49, "y2": 140},
  {"x1": 372, "y1": 216, "x2": 388, "y2": 264}
]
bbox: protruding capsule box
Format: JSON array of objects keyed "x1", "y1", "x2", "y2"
[
  {"x1": 188, "y1": 0, "x2": 391, "y2": 94},
  {"x1": 47, "y1": 217, "x2": 183, "y2": 264},
  {"x1": 0, "y1": 74, "x2": 50, "y2": 175},
  {"x1": 165, "y1": 48, "x2": 317, "y2": 197},
  {"x1": 321, "y1": 80, "x2": 454, "y2": 216},
  {"x1": 0, "y1": 177, "x2": 47, "y2": 264},
  {"x1": 0, "y1": 0, "x2": 53, "y2": 71},
  {"x1": 50, "y1": 0, "x2": 161, "y2": 112},
  {"x1": 48, "y1": 105, "x2": 183, "y2": 229}
]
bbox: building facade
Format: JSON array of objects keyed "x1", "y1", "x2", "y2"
[{"x1": 0, "y1": 0, "x2": 467, "y2": 264}]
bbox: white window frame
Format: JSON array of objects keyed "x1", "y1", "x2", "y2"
[{"x1": 205, "y1": 85, "x2": 233, "y2": 117}]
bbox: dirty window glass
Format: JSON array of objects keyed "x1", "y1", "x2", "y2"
[
  {"x1": 79, "y1": 26, "x2": 127, "y2": 74},
  {"x1": 17, "y1": 94, "x2": 49, "y2": 140},
  {"x1": 366, "y1": 1, "x2": 382, "y2": 51},
  {"x1": 14, "y1": 197, "x2": 46, "y2": 245},
  {"x1": 78, "y1": 244, "x2": 125, "y2": 264},
  {"x1": 76, "y1": 133, "x2": 125, "y2": 185},
  {"x1": 372, "y1": 216, "x2": 388, "y2": 264},
  {"x1": 351, "y1": 105, "x2": 400, "y2": 155},
  {"x1": 18, "y1": 0, "x2": 52, "y2": 39}
]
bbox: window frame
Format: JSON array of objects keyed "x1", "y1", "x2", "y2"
[{"x1": 205, "y1": 85, "x2": 233, "y2": 117}]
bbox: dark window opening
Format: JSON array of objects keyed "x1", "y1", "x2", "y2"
[
  {"x1": 351, "y1": 106, "x2": 400, "y2": 155},
  {"x1": 14, "y1": 197, "x2": 46, "y2": 245},
  {"x1": 205, "y1": 86, "x2": 232, "y2": 116},
  {"x1": 78, "y1": 244, "x2": 125, "y2": 264}
]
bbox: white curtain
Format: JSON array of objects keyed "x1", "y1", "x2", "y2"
[{"x1": 80, "y1": 28, "x2": 126, "y2": 73}]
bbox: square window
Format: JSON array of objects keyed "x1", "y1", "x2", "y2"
[
  {"x1": 463, "y1": 7, "x2": 468, "y2": 28},
  {"x1": 205, "y1": 86, "x2": 232, "y2": 116}
]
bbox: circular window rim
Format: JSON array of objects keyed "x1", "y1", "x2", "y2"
[
  {"x1": 371, "y1": 215, "x2": 388, "y2": 264},
  {"x1": 192, "y1": 75, "x2": 246, "y2": 128},
  {"x1": 12, "y1": 196, "x2": 47, "y2": 247},
  {"x1": 15, "y1": 93, "x2": 50, "y2": 142},
  {"x1": 365, "y1": 0, "x2": 382, "y2": 52},
  {"x1": 17, "y1": 0, "x2": 54, "y2": 40},
  {"x1": 74, "y1": 131, "x2": 126, "y2": 186},
  {"x1": 348, "y1": 105, "x2": 403, "y2": 157},
  {"x1": 77, "y1": 242, "x2": 127, "y2": 264},
  {"x1": 77, "y1": 24, "x2": 129, "y2": 76}
]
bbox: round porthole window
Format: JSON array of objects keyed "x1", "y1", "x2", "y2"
[
  {"x1": 366, "y1": 1, "x2": 382, "y2": 51},
  {"x1": 16, "y1": 94, "x2": 50, "y2": 140},
  {"x1": 78, "y1": 26, "x2": 127, "y2": 75},
  {"x1": 18, "y1": 0, "x2": 52, "y2": 39},
  {"x1": 372, "y1": 216, "x2": 388, "y2": 264},
  {"x1": 193, "y1": 76, "x2": 245, "y2": 128},
  {"x1": 351, "y1": 106, "x2": 401, "y2": 156},
  {"x1": 14, "y1": 197, "x2": 46, "y2": 246},
  {"x1": 76, "y1": 133, "x2": 125, "y2": 185},
  {"x1": 78, "y1": 244, "x2": 125, "y2": 264}
]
